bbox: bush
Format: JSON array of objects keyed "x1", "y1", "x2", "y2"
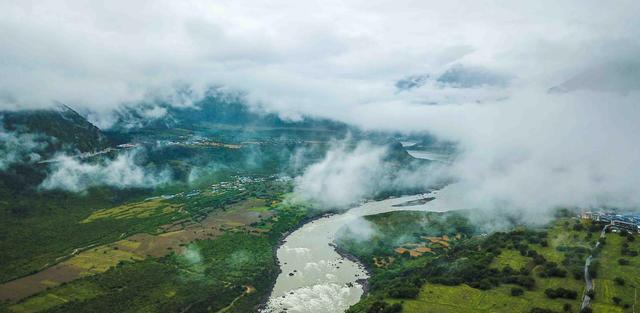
[
  {"x1": 545, "y1": 287, "x2": 578, "y2": 299},
  {"x1": 388, "y1": 286, "x2": 419, "y2": 299},
  {"x1": 366, "y1": 301, "x2": 402, "y2": 313},
  {"x1": 502, "y1": 275, "x2": 535, "y2": 290},
  {"x1": 511, "y1": 287, "x2": 524, "y2": 296},
  {"x1": 562, "y1": 303, "x2": 572, "y2": 312},
  {"x1": 612, "y1": 296, "x2": 622, "y2": 305},
  {"x1": 614, "y1": 277, "x2": 625, "y2": 286},
  {"x1": 580, "y1": 307, "x2": 593, "y2": 313},
  {"x1": 618, "y1": 258, "x2": 630, "y2": 265}
]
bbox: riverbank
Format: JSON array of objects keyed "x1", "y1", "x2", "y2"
[{"x1": 330, "y1": 242, "x2": 371, "y2": 297}]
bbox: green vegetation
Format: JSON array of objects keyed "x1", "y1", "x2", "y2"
[
  {"x1": 343, "y1": 213, "x2": 598, "y2": 313},
  {"x1": 590, "y1": 230, "x2": 640, "y2": 312},
  {"x1": 8, "y1": 201, "x2": 312, "y2": 313}
]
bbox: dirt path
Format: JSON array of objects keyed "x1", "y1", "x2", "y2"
[{"x1": 215, "y1": 285, "x2": 255, "y2": 313}]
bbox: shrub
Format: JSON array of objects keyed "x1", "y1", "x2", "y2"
[
  {"x1": 545, "y1": 287, "x2": 578, "y2": 299},
  {"x1": 511, "y1": 287, "x2": 524, "y2": 296},
  {"x1": 618, "y1": 258, "x2": 630, "y2": 265},
  {"x1": 388, "y1": 286, "x2": 419, "y2": 299},
  {"x1": 612, "y1": 296, "x2": 622, "y2": 305},
  {"x1": 366, "y1": 301, "x2": 402, "y2": 313},
  {"x1": 562, "y1": 303, "x2": 572, "y2": 312},
  {"x1": 614, "y1": 277, "x2": 625, "y2": 286}
]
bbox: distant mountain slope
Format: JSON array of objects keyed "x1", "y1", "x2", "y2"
[
  {"x1": 109, "y1": 89, "x2": 349, "y2": 133},
  {"x1": 1, "y1": 104, "x2": 110, "y2": 155}
]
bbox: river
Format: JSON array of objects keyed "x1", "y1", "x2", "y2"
[{"x1": 263, "y1": 188, "x2": 453, "y2": 313}]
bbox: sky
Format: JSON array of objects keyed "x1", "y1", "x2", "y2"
[{"x1": 2, "y1": 0, "x2": 640, "y2": 216}]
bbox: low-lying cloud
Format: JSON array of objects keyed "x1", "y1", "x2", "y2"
[
  {"x1": 0, "y1": 123, "x2": 48, "y2": 170},
  {"x1": 294, "y1": 140, "x2": 440, "y2": 209},
  {"x1": 2, "y1": 1, "x2": 640, "y2": 219},
  {"x1": 40, "y1": 149, "x2": 171, "y2": 192}
]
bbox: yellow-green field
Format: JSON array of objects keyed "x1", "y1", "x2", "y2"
[
  {"x1": 591, "y1": 233, "x2": 640, "y2": 312},
  {"x1": 81, "y1": 199, "x2": 181, "y2": 223},
  {"x1": 398, "y1": 283, "x2": 580, "y2": 313},
  {"x1": 9, "y1": 281, "x2": 102, "y2": 313},
  {"x1": 491, "y1": 250, "x2": 530, "y2": 270},
  {"x1": 63, "y1": 244, "x2": 144, "y2": 275}
]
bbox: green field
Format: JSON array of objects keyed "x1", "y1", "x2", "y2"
[{"x1": 591, "y1": 232, "x2": 640, "y2": 312}]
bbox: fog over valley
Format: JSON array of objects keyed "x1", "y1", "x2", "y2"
[{"x1": 1, "y1": 2, "x2": 639, "y2": 313}]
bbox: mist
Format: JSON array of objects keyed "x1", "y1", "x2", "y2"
[
  {"x1": 0, "y1": 124, "x2": 48, "y2": 170},
  {"x1": 2, "y1": 1, "x2": 639, "y2": 219},
  {"x1": 40, "y1": 148, "x2": 172, "y2": 192},
  {"x1": 294, "y1": 140, "x2": 441, "y2": 209}
]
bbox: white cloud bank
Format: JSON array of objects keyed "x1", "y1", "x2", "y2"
[
  {"x1": 0, "y1": 124, "x2": 48, "y2": 170},
  {"x1": 40, "y1": 149, "x2": 171, "y2": 192},
  {"x1": 294, "y1": 140, "x2": 440, "y2": 209},
  {"x1": 2, "y1": 1, "x2": 640, "y2": 214}
]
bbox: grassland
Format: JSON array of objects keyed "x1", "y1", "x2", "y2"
[
  {"x1": 399, "y1": 283, "x2": 575, "y2": 313},
  {"x1": 590, "y1": 231, "x2": 640, "y2": 312}
]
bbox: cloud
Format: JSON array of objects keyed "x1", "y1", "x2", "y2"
[
  {"x1": 294, "y1": 139, "x2": 440, "y2": 209},
  {"x1": 0, "y1": 123, "x2": 48, "y2": 170},
  {"x1": 40, "y1": 148, "x2": 171, "y2": 192},
  {"x1": 2, "y1": 1, "x2": 640, "y2": 217},
  {"x1": 2, "y1": 1, "x2": 638, "y2": 118}
]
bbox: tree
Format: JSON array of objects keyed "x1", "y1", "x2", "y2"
[
  {"x1": 618, "y1": 258, "x2": 630, "y2": 265},
  {"x1": 511, "y1": 287, "x2": 524, "y2": 296},
  {"x1": 545, "y1": 288, "x2": 578, "y2": 299},
  {"x1": 614, "y1": 277, "x2": 625, "y2": 286},
  {"x1": 563, "y1": 303, "x2": 572, "y2": 312},
  {"x1": 612, "y1": 296, "x2": 622, "y2": 305}
]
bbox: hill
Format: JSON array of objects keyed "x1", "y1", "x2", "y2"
[{"x1": 1, "y1": 104, "x2": 110, "y2": 156}]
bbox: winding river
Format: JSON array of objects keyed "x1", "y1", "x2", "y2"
[{"x1": 263, "y1": 188, "x2": 453, "y2": 313}]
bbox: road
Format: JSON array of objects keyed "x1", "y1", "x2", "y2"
[{"x1": 581, "y1": 224, "x2": 609, "y2": 311}]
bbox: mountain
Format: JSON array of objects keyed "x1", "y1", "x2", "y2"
[
  {"x1": 436, "y1": 64, "x2": 510, "y2": 88},
  {"x1": 1, "y1": 104, "x2": 110, "y2": 155},
  {"x1": 395, "y1": 74, "x2": 429, "y2": 92},
  {"x1": 109, "y1": 88, "x2": 349, "y2": 134}
]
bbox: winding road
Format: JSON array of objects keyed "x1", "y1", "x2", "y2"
[{"x1": 581, "y1": 224, "x2": 609, "y2": 311}]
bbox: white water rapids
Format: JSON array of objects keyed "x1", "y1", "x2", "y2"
[{"x1": 263, "y1": 187, "x2": 453, "y2": 313}]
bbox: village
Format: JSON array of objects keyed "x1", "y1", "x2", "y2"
[
  {"x1": 145, "y1": 174, "x2": 292, "y2": 201},
  {"x1": 581, "y1": 210, "x2": 640, "y2": 233}
]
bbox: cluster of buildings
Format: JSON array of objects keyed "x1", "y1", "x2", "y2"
[
  {"x1": 146, "y1": 174, "x2": 292, "y2": 201},
  {"x1": 581, "y1": 211, "x2": 640, "y2": 233}
]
